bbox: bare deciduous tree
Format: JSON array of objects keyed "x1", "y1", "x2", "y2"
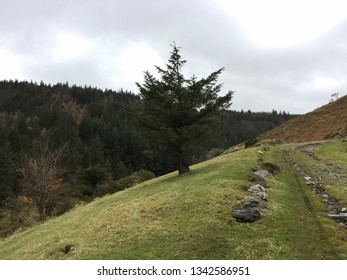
[
  {"x1": 18, "y1": 143, "x2": 65, "y2": 220},
  {"x1": 330, "y1": 93, "x2": 339, "y2": 102}
]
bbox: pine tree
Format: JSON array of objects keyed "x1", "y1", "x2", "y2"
[{"x1": 133, "y1": 43, "x2": 233, "y2": 175}]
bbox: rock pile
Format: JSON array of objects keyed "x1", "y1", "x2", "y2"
[{"x1": 231, "y1": 170, "x2": 269, "y2": 223}]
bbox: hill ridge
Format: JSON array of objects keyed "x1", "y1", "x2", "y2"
[{"x1": 261, "y1": 95, "x2": 347, "y2": 142}]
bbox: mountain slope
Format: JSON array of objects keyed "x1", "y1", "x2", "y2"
[
  {"x1": 261, "y1": 95, "x2": 347, "y2": 142},
  {"x1": 1, "y1": 140, "x2": 347, "y2": 260}
]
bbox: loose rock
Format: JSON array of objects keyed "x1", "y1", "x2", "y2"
[
  {"x1": 231, "y1": 196, "x2": 263, "y2": 223},
  {"x1": 231, "y1": 205, "x2": 262, "y2": 223},
  {"x1": 248, "y1": 184, "x2": 265, "y2": 193},
  {"x1": 243, "y1": 196, "x2": 262, "y2": 206},
  {"x1": 253, "y1": 170, "x2": 269, "y2": 178},
  {"x1": 328, "y1": 213, "x2": 347, "y2": 223},
  {"x1": 256, "y1": 191, "x2": 269, "y2": 201}
]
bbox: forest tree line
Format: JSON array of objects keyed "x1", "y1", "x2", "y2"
[{"x1": 0, "y1": 79, "x2": 295, "y2": 236}]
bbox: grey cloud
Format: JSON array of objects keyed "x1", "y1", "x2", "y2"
[{"x1": 1, "y1": 0, "x2": 347, "y2": 113}]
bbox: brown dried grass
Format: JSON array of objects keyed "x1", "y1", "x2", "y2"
[{"x1": 261, "y1": 95, "x2": 347, "y2": 143}]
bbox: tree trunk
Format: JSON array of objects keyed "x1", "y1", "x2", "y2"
[
  {"x1": 38, "y1": 199, "x2": 46, "y2": 221},
  {"x1": 93, "y1": 183, "x2": 97, "y2": 197},
  {"x1": 177, "y1": 149, "x2": 190, "y2": 176}
]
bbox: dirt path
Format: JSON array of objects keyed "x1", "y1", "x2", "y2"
[
  {"x1": 287, "y1": 143, "x2": 347, "y2": 225},
  {"x1": 263, "y1": 144, "x2": 347, "y2": 259}
]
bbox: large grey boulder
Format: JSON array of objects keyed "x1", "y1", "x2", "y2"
[
  {"x1": 232, "y1": 205, "x2": 262, "y2": 223},
  {"x1": 231, "y1": 197, "x2": 262, "y2": 223}
]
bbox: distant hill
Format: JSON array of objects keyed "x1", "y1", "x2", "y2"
[
  {"x1": 0, "y1": 79, "x2": 294, "y2": 237},
  {"x1": 0, "y1": 80, "x2": 294, "y2": 179},
  {"x1": 261, "y1": 95, "x2": 347, "y2": 142}
]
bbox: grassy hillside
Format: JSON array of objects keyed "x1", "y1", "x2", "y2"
[
  {"x1": 261, "y1": 95, "x2": 347, "y2": 142},
  {"x1": 0, "y1": 139, "x2": 347, "y2": 259}
]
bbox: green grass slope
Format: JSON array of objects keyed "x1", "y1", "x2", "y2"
[{"x1": 0, "y1": 141, "x2": 347, "y2": 259}]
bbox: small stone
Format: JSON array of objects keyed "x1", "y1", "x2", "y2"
[
  {"x1": 328, "y1": 213, "x2": 347, "y2": 223},
  {"x1": 243, "y1": 196, "x2": 262, "y2": 207},
  {"x1": 248, "y1": 184, "x2": 265, "y2": 193},
  {"x1": 303, "y1": 176, "x2": 315, "y2": 186},
  {"x1": 258, "y1": 151, "x2": 265, "y2": 155},
  {"x1": 61, "y1": 244, "x2": 73, "y2": 254},
  {"x1": 249, "y1": 174, "x2": 268, "y2": 188},
  {"x1": 256, "y1": 191, "x2": 269, "y2": 201},
  {"x1": 253, "y1": 170, "x2": 269, "y2": 178},
  {"x1": 341, "y1": 208, "x2": 347, "y2": 213}
]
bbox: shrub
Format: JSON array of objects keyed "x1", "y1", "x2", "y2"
[
  {"x1": 0, "y1": 198, "x2": 39, "y2": 238},
  {"x1": 134, "y1": 169, "x2": 156, "y2": 182},
  {"x1": 99, "y1": 170, "x2": 155, "y2": 196},
  {"x1": 45, "y1": 188, "x2": 79, "y2": 217},
  {"x1": 245, "y1": 138, "x2": 260, "y2": 148}
]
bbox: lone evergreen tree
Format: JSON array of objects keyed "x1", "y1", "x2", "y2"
[{"x1": 133, "y1": 43, "x2": 234, "y2": 176}]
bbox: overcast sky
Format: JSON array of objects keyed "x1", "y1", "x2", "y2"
[{"x1": 1, "y1": 0, "x2": 347, "y2": 114}]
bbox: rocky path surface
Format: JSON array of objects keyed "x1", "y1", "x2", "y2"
[
  {"x1": 229, "y1": 141, "x2": 347, "y2": 258},
  {"x1": 284, "y1": 143, "x2": 347, "y2": 227}
]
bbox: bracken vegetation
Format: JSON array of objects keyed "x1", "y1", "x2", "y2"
[{"x1": 261, "y1": 94, "x2": 347, "y2": 142}]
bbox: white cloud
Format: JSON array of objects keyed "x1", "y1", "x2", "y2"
[
  {"x1": 110, "y1": 42, "x2": 164, "y2": 90},
  {"x1": 217, "y1": 0, "x2": 347, "y2": 47},
  {"x1": 313, "y1": 76, "x2": 345, "y2": 90},
  {"x1": 50, "y1": 33, "x2": 93, "y2": 62},
  {"x1": 0, "y1": 49, "x2": 24, "y2": 80}
]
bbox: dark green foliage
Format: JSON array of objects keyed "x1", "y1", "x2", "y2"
[
  {"x1": 78, "y1": 164, "x2": 109, "y2": 197},
  {"x1": 245, "y1": 138, "x2": 260, "y2": 148},
  {"x1": 0, "y1": 79, "x2": 145, "y2": 192},
  {"x1": 0, "y1": 129, "x2": 18, "y2": 204},
  {"x1": 0, "y1": 199, "x2": 39, "y2": 238},
  {"x1": 98, "y1": 169, "x2": 155, "y2": 196},
  {"x1": 132, "y1": 44, "x2": 234, "y2": 175},
  {"x1": 44, "y1": 186, "x2": 79, "y2": 217},
  {"x1": 0, "y1": 78, "x2": 295, "y2": 236},
  {"x1": 78, "y1": 115, "x2": 94, "y2": 142},
  {"x1": 216, "y1": 110, "x2": 294, "y2": 149},
  {"x1": 0, "y1": 79, "x2": 294, "y2": 180}
]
